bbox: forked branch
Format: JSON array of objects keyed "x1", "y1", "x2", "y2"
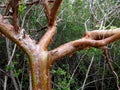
[{"x1": 38, "y1": 0, "x2": 63, "y2": 50}]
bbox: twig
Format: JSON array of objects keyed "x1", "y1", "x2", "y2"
[
  {"x1": 67, "y1": 54, "x2": 87, "y2": 87},
  {"x1": 0, "y1": 69, "x2": 9, "y2": 77},
  {"x1": 101, "y1": 60, "x2": 106, "y2": 90},
  {"x1": 81, "y1": 56, "x2": 94, "y2": 90},
  {"x1": 102, "y1": 47, "x2": 120, "y2": 90},
  {"x1": 4, "y1": 38, "x2": 17, "y2": 90},
  {"x1": 78, "y1": 77, "x2": 114, "y2": 90},
  {"x1": 21, "y1": 5, "x2": 33, "y2": 28},
  {"x1": 84, "y1": 19, "x2": 89, "y2": 32}
]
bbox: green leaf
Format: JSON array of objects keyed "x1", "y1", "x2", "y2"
[{"x1": 18, "y1": 0, "x2": 26, "y2": 14}]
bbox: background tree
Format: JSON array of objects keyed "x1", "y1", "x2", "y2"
[{"x1": 0, "y1": 0, "x2": 120, "y2": 90}]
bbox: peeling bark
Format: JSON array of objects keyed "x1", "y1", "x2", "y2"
[
  {"x1": 38, "y1": 26, "x2": 57, "y2": 51},
  {"x1": 50, "y1": 28, "x2": 120, "y2": 63}
]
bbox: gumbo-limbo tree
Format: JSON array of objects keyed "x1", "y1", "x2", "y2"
[{"x1": 0, "y1": 0, "x2": 120, "y2": 90}]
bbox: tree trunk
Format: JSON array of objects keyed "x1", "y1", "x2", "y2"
[{"x1": 29, "y1": 51, "x2": 52, "y2": 90}]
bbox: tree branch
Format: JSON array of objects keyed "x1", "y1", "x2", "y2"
[
  {"x1": 38, "y1": 26, "x2": 56, "y2": 51},
  {"x1": 49, "y1": 28, "x2": 120, "y2": 64},
  {"x1": 0, "y1": 16, "x2": 37, "y2": 56},
  {"x1": 4, "y1": 0, "x2": 20, "y2": 31},
  {"x1": 37, "y1": 0, "x2": 63, "y2": 50},
  {"x1": 41, "y1": 0, "x2": 51, "y2": 23},
  {"x1": 49, "y1": 0, "x2": 63, "y2": 26}
]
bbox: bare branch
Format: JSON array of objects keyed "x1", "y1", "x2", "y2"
[
  {"x1": 41, "y1": 0, "x2": 63, "y2": 26},
  {"x1": 0, "y1": 17, "x2": 37, "y2": 56},
  {"x1": 37, "y1": 0, "x2": 63, "y2": 50},
  {"x1": 102, "y1": 47, "x2": 120, "y2": 90},
  {"x1": 81, "y1": 56, "x2": 94, "y2": 90},
  {"x1": 38, "y1": 26, "x2": 56, "y2": 51},
  {"x1": 4, "y1": 0, "x2": 20, "y2": 31},
  {"x1": 49, "y1": 0, "x2": 63, "y2": 26},
  {"x1": 49, "y1": 28, "x2": 120, "y2": 64},
  {"x1": 41, "y1": 0, "x2": 51, "y2": 22}
]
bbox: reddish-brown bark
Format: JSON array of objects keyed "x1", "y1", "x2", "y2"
[
  {"x1": 49, "y1": 28, "x2": 120, "y2": 64},
  {"x1": 38, "y1": 26, "x2": 57, "y2": 51},
  {"x1": 0, "y1": 0, "x2": 120, "y2": 90}
]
